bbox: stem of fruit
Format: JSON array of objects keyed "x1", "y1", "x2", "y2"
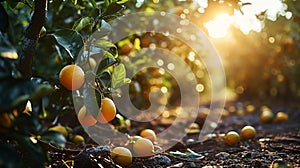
[{"x1": 18, "y1": 0, "x2": 48, "y2": 79}]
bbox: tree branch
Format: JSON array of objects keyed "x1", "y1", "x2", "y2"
[{"x1": 19, "y1": 0, "x2": 48, "y2": 79}]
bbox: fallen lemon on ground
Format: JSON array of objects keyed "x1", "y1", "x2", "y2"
[
  {"x1": 246, "y1": 104, "x2": 255, "y2": 113},
  {"x1": 72, "y1": 135, "x2": 85, "y2": 144},
  {"x1": 111, "y1": 147, "x2": 132, "y2": 167},
  {"x1": 140, "y1": 129, "x2": 157, "y2": 143},
  {"x1": 260, "y1": 110, "x2": 274, "y2": 123},
  {"x1": 241, "y1": 125, "x2": 256, "y2": 139},
  {"x1": 133, "y1": 137, "x2": 154, "y2": 157},
  {"x1": 48, "y1": 125, "x2": 68, "y2": 138},
  {"x1": 224, "y1": 131, "x2": 240, "y2": 146},
  {"x1": 275, "y1": 112, "x2": 288, "y2": 123}
]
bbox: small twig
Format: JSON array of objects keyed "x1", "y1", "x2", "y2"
[
  {"x1": 61, "y1": 159, "x2": 74, "y2": 168},
  {"x1": 38, "y1": 139, "x2": 82, "y2": 156},
  {"x1": 90, "y1": 154, "x2": 122, "y2": 168},
  {"x1": 24, "y1": 0, "x2": 33, "y2": 8}
]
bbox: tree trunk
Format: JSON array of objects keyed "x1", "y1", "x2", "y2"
[{"x1": 18, "y1": 0, "x2": 48, "y2": 79}]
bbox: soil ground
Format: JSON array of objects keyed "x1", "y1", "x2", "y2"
[{"x1": 47, "y1": 100, "x2": 300, "y2": 168}]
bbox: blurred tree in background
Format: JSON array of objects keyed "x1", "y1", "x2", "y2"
[{"x1": 122, "y1": 0, "x2": 300, "y2": 101}]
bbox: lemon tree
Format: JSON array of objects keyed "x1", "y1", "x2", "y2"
[{"x1": 0, "y1": 0, "x2": 129, "y2": 167}]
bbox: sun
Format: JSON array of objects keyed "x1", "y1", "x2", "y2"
[
  {"x1": 203, "y1": 0, "x2": 291, "y2": 38},
  {"x1": 205, "y1": 13, "x2": 233, "y2": 38}
]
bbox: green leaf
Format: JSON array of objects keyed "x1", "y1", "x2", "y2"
[
  {"x1": 0, "y1": 79, "x2": 35, "y2": 111},
  {"x1": 14, "y1": 112, "x2": 41, "y2": 134},
  {"x1": 105, "y1": 0, "x2": 110, "y2": 7},
  {"x1": 123, "y1": 78, "x2": 131, "y2": 84},
  {"x1": 0, "y1": 35, "x2": 18, "y2": 59},
  {"x1": 51, "y1": 29, "x2": 84, "y2": 59},
  {"x1": 40, "y1": 131, "x2": 67, "y2": 148},
  {"x1": 73, "y1": 17, "x2": 93, "y2": 32},
  {"x1": 94, "y1": 39, "x2": 116, "y2": 51},
  {"x1": 116, "y1": 0, "x2": 128, "y2": 5},
  {"x1": 14, "y1": 2, "x2": 25, "y2": 9},
  {"x1": 112, "y1": 64, "x2": 130, "y2": 89},
  {"x1": 104, "y1": 49, "x2": 118, "y2": 58},
  {"x1": 30, "y1": 84, "x2": 55, "y2": 100},
  {"x1": 101, "y1": 13, "x2": 122, "y2": 21},
  {"x1": 82, "y1": 83, "x2": 101, "y2": 118},
  {"x1": 97, "y1": 71, "x2": 111, "y2": 88},
  {"x1": 102, "y1": 2, "x2": 123, "y2": 17},
  {"x1": 6, "y1": 0, "x2": 22, "y2": 8},
  {"x1": 0, "y1": 58, "x2": 15, "y2": 80},
  {"x1": 90, "y1": 0, "x2": 97, "y2": 8},
  {"x1": 94, "y1": 39, "x2": 118, "y2": 58},
  {"x1": 71, "y1": 0, "x2": 77, "y2": 5},
  {"x1": 0, "y1": 78, "x2": 54, "y2": 111},
  {"x1": 49, "y1": 0, "x2": 63, "y2": 13},
  {"x1": 97, "y1": 57, "x2": 117, "y2": 73}
]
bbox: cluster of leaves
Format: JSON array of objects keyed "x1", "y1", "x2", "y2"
[{"x1": 0, "y1": 0, "x2": 129, "y2": 167}]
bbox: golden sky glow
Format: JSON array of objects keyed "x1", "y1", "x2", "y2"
[
  {"x1": 205, "y1": 13, "x2": 233, "y2": 38},
  {"x1": 200, "y1": 0, "x2": 292, "y2": 38}
]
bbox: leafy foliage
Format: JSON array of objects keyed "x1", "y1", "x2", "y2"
[
  {"x1": 0, "y1": 0, "x2": 128, "y2": 167},
  {"x1": 0, "y1": 77, "x2": 54, "y2": 112},
  {"x1": 112, "y1": 63, "x2": 131, "y2": 89},
  {"x1": 40, "y1": 131, "x2": 67, "y2": 148},
  {"x1": 51, "y1": 29, "x2": 84, "y2": 59}
]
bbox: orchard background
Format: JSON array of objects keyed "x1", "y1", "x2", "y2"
[{"x1": 0, "y1": 0, "x2": 299, "y2": 167}]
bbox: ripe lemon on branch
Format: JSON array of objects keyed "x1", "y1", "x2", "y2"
[
  {"x1": 59, "y1": 64, "x2": 85, "y2": 91},
  {"x1": 97, "y1": 97, "x2": 117, "y2": 124},
  {"x1": 77, "y1": 98, "x2": 117, "y2": 126}
]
